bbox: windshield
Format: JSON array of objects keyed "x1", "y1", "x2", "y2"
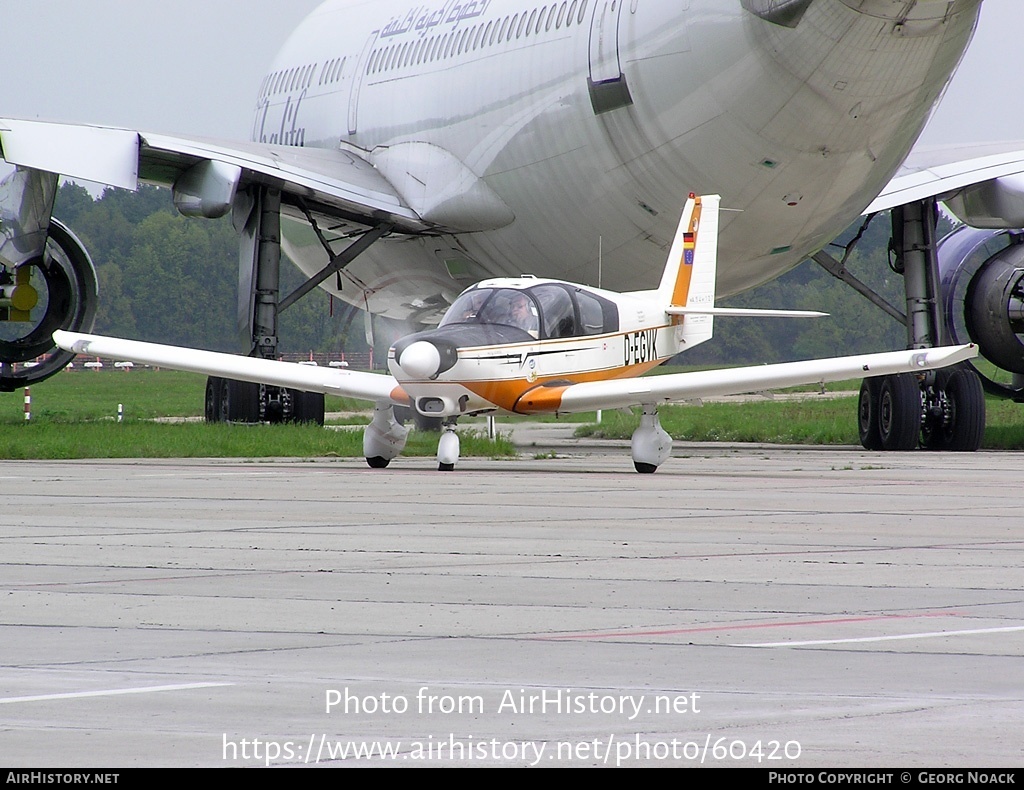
[{"x1": 439, "y1": 288, "x2": 540, "y2": 336}]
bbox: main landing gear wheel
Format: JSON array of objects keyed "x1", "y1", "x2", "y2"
[
  {"x1": 206, "y1": 377, "x2": 261, "y2": 423},
  {"x1": 922, "y1": 366, "x2": 985, "y2": 452},
  {"x1": 289, "y1": 389, "x2": 326, "y2": 424},
  {"x1": 877, "y1": 374, "x2": 921, "y2": 451},
  {"x1": 363, "y1": 404, "x2": 409, "y2": 468},
  {"x1": 220, "y1": 378, "x2": 261, "y2": 423},
  {"x1": 857, "y1": 378, "x2": 883, "y2": 451},
  {"x1": 630, "y1": 407, "x2": 672, "y2": 473},
  {"x1": 859, "y1": 374, "x2": 921, "y2": 451}
]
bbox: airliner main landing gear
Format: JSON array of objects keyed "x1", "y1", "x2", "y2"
[
  {"x1": 205, "y1": 185, "x2": 387, "y2": 427},
  {"x1": 630, "y1": 406, "x2": 672, "y2": 473},
  {"x1": 824, "y1": 197, "x2": 987, "y2": 451},
  {"x1": 857, "y1": 366, "x2": 985, "y2": 452}
]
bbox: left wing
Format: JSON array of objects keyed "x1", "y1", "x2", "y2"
[
  {"x1": 0, "y1": 118, "x2": 428, "y2": 233},
  {"x1": 53, "y1": 330, "x2": 408, "y2": 407},
  {"x1": 515, "y1": 345, "x2": 978, "y2": 414}
]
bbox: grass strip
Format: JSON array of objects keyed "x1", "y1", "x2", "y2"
[
  {"x1": 0, "y1": 421, "x2": 515, "y2": 460},
  {"x1": 575, "y1": 396, "x2": 1024, "y2": 450}
]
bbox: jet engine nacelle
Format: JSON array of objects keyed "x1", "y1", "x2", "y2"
[
  {"x1": 0, "y1": 218, "x2": 99, "y2": 391},
  {"x1": 938, "y1": 225, "x2": 1024, "y2": 391}
]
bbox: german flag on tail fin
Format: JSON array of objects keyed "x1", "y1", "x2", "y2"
[{"x1": 658, "y1": 193, "x2": 720, "y2": 309}]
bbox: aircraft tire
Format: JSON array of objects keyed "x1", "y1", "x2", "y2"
[
  {"x1": 857, "y1": 378, "x2": 883, "y2": 450},
  {"x1": 877, "y1": 374, "x2": 921, "y2": 451},
  {"x1": 221, "y1": 379, "x2": 261, "y2": 423},
  {"x1": 633, "y1": 462, "x2": 658, "y2": 474},
  {"x1": 366, "y1": 456, "x2": 391, "y2": 469},
  {"x1": 438, "y1": 462, "x2": 455, "y2": 472},
  {"x1": 205, "y1": 376, "x2": 223, "y2": 423},
  {"x1": 923, "y1": 367, "x2": 985, "y2": 452},
  {"x1": 289, "y1": 389, "x2": 325, "y2": 425}
]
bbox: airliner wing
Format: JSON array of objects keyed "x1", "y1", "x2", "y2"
[
  {"x1": 53, "y1": 330, "x2": 409, "y2": 406},
  {"x1": 517, "y1": 345, "x2": 978, "y2": 414},
  {"x1": 866, "y1": 141, "x2": 1024, "y2": 215},
  {"x1": 0, "y1": 118, "x2": 428, "y2": 233}
]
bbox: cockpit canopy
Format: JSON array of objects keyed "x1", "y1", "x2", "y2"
[{"x1": 439, "y1": 283, "x2": 619, "y2": 339}]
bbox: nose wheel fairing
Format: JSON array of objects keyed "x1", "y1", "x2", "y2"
[{"x1": 437, "y1": 422, "x2": 460, "y2": 471}]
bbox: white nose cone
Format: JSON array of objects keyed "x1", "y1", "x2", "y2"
[{"x1": 399, "y1": 341, "x2": 442, "y2": 379}]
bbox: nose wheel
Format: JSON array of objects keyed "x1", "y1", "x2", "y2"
[{"x1": 437, "y1": 421, "x2": 460, "y2": 471}]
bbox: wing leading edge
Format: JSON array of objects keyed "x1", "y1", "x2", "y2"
[
  {"x1": 52, "y1": 330, "x2": 408, "y2": 406},
  {"x1": 516, "y1": 345, "x2": 978, "y2": 414}
]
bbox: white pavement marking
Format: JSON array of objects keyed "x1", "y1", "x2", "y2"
[
  {"x1": 737, "y1": 625, "x2": 1024, "y2": 648},
  {"x1": 0, "y1": 682, "x2": 234, "y2": 704}
]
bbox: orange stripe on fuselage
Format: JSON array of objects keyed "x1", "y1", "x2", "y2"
[
  {"x1": 458, "y1": 359, "x2": 664, "y2": 414},
  {"x1": 671, "y1": 196, "x2": 702, "y2": 307}
]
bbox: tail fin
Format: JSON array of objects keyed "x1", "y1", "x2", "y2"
[{"x1": 658, "y1": 193, "x2": 720, "y2": 348}]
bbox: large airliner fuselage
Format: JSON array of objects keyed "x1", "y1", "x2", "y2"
[{"x1": 252, "y1": 0, "x2": 981, "y2": 322}]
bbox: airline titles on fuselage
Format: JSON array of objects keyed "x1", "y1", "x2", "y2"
[
  {"x1": 381, "y1": 0, "x2": 494, "y2": 40},
  {"x1": 253, "y1": 92, "x2": 307, "y2": 147}
]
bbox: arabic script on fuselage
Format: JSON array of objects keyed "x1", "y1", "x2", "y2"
[{"x1": 381, "y1": 0, "x2": 494, "y2": 40}]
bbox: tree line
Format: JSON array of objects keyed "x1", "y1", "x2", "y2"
[{"x1": 55, "y1": 183, "x2": 914, "y2": 365}]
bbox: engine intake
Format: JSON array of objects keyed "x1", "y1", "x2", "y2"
[
  {"x1": 0, "y1": 219, "x2": 98, "y2": 391},
  {"x1": 938, "y1": 226, "x2": 1024, "y2": 393}
]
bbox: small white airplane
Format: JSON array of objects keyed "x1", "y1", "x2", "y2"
[
  {"x1": 2, "y1": 1, "x2": 1022, "y2": 453},
  {"x1": 53, "y1": 194, "x2": 976, "y2": 473}
]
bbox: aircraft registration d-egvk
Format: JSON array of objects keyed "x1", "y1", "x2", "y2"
[
  {"x1": 53, "y1": 194, "x2": 975, "y2": 472},
  {"x1": 1, "y1": 0, "x2": 1023, "y2": 455}
]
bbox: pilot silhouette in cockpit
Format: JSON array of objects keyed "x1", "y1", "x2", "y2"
[{"x1": 507, "y1": 292, "x2": 539, "y2": 338}]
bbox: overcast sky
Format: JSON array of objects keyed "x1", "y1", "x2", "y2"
[{"x1": 0, "y1": 0, "x2": 1018, "y2": 144}]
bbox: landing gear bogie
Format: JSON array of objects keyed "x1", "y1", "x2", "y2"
[
  {"x1": 204, "y1": 376, "x2": 325, "y2": 425},
  {"x1": 858, "y1": 368, "x2": 985, "y2": 452}
]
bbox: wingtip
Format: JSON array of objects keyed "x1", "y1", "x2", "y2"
[{"x1": 52, "y1": 329, "x2": 89, "y2": 354}]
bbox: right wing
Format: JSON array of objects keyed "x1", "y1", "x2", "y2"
[
  {"x1": 53, "y1": 330, "x2": 409, "y2": 407},
  {"x1": 867, "y1": 141, "x2": 1024, "y2": 223},
  {"x1": 516, "y1": 345, "x2": 978, "y2": 414}
]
